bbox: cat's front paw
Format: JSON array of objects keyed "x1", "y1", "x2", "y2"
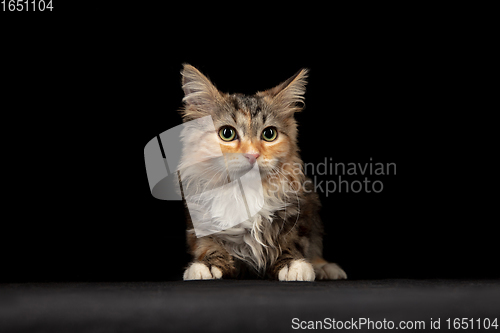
[
  {"x1": 278, "y1": 259, "x2": 315, "y2": 282},
  {"x1": 183, "y1": 262, "x2": 223, "y2": 280},
  {"x1": 314, "y1": 262, "x2": 347, "y2": 280}
]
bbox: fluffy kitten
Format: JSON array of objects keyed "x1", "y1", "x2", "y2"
[{"x1": 179, "y1": 64, "x2": 346, "y2": 281}]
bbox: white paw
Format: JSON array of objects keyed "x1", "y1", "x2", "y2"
[
  {"x1": 278, "y1": 259, "x2": 315, "y2": 281},
  {"x1": 183, "y1": 262, "x2": 223, "y2": 280},
  {"x1": 313, "y1": 262, "x2": 347, "y2": 280}
]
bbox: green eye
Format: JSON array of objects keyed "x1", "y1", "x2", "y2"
[
  {"x1": 219, "y1": 126, "x2": 237, "y2": 141},
  {"x1": 262, "y1": 127, "x2": 278, "y2": 142}
]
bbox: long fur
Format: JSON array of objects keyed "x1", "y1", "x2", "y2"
[{"x1": 178, "y1": 64, "x2": 346, "y2": 281}]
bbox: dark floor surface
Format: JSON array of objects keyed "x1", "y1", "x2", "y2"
[{"x1": 1, "y1": 279, "x2": 499, "y2": 332}]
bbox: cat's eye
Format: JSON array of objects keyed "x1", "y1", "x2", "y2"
[
  {"x1": 262, "y1": 127, "x2": 278, "y2": 142},
  {"x1": 219, "y1": 126, "x2": 237, "y2": 141}
]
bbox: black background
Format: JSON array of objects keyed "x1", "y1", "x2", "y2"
[{"x1": 1, "y1": 5, "x2": 496, "y2": 282}]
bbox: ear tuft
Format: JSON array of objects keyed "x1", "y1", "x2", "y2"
[
  {"x1": 258, "y1": 68, "x2": 309, "y2": 113},
  {"x1": 181, "y1": 64, "x2": 221, "y2": 110}
]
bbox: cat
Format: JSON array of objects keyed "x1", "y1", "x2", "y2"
[{"x1": 178, "y1": 64, "x2": 347, "y2": 281}]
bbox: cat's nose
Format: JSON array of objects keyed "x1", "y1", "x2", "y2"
[{"x1": 243, "y1": 153, "x2": 260, "y2": 164}]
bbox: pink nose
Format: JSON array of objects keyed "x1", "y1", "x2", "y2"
[{"x1": 243, "y1": 153, "x2": 260, "y2": 164}]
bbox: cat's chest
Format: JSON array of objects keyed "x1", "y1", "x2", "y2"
[
  {"x1": 210, "y1": 185, "x2": 288, "y2": 268},
  {"x1": 215, "y1": 196, "x2": 283, "y2": 241},
  {"x1": 214, "y1": 198, "x2": 284, "y2": 270}
]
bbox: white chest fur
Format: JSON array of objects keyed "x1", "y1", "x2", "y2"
[{"x1": 213, "y1": 190, "x2": 288, "y2": 271}]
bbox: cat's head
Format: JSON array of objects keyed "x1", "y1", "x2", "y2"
[{"x1": 178, "y1": 64, "x2": 307, "y2": 186}]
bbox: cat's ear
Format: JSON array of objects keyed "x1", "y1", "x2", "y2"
[
  {"x1": 258, "y1": 68, "x2": 309, "y2": 114},
  {"x1": 181, "y1": 64, "x2": 221, "y2": 119}
]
